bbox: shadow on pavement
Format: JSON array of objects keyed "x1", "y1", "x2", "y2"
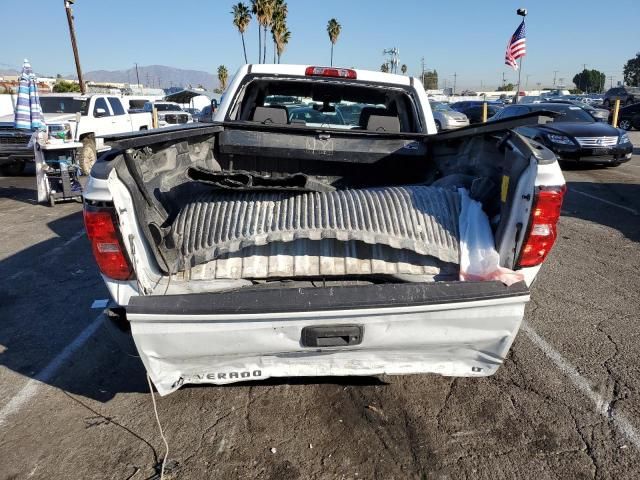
[
  {"x1": 0, "y1": 209, "x2": 150, "y2": 402},
  {"x1": 563, "y1": 181, "x2": 640, "y2": 243}
]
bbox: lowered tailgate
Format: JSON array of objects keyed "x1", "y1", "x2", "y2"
[{"x1": 126, "y1": 281, "x2": 529, "y2": 395}]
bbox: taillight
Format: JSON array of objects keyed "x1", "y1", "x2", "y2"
[
  {"x1": 305, "y1": 66, "x2": 357, "y2": 79},
  {"x1": 83, "y1": 205, "x2": 133, "y2": 280},
  {"x1": 517, "y1": 186, "x2": 566, "y2": 267}
]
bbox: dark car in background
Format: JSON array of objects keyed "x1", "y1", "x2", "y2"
[
  {"x1": 616, "y1": 102, "x2": 640, "y2": 131},
  {"x1": 0, "y1": 123, "x2": 33, "y2": 175},
  {"x1": 491, "y1": 103, "x2": 633, "y2": 166},
  {"x1": 546, "y1": 99, "x2": 610, "y2": 122},
  {"x1": 603, "y1": 86, "x2": 640, "y2": 108},
  {"x1": 449, "y1": 101, "x2": 503, "y2": 124}
]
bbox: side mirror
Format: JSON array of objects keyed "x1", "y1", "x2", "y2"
[{"x1": 94, "y1": 108, "x2": 107, "y2": 118}]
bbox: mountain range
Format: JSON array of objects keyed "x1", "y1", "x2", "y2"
[
  {"x1": 2, "y1": 65, "x2": 219, "y2": 90},
  {"x1": 84, "y1": 65, "x2": 218, "y2": 90}
]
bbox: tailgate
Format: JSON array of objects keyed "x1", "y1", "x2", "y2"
[{"x1": 126, "y1": 281, "x2": 530, "y2": 395}]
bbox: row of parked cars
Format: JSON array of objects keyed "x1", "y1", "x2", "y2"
[{"x1": 429, "y1": 92, "x2": 636, "y2": 167}]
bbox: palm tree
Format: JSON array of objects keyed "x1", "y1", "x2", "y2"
[
  {"x1": 326, "y1": 18, "x2": 341, "y2": 67},
  {"x1": 272, "y1": 20, "x2": 291, "y2": 63},
  {"x1": 217, "y1": 65, "x2": 229, "y2": 91},
  {"x1": 251, "y1": 0, "x2": 265, "y2": 63},
  {"x1": 271, "y1": 0, "x2": 288, "y2": 63},
  {"x1": 401, "y1": 64, "x2": 407, "y2": 75},
  {"x1": 232, "y1": 3, "x2": 252, "y2": 64},
  {"x1": 253, "y1": 0, "x2": 275, "y2": 63}
]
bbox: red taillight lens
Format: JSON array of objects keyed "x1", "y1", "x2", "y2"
[
  {"x1": 517, "y1": 186, "x2": 566, "y2": 267},
  {"x1": 83, "y1": 207, "x2": 133, "y2": 280},
  {"x1": 305, "y1": 66, "x2": 357, "y2": 79}
]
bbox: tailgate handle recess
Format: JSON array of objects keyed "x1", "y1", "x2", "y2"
[{"x1": 301, "y1": 325, "x2": 363, "y2": 348}]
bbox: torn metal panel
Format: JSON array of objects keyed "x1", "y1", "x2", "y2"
[{"x1": 171, "y1": 186, "x2": 461, "y2": 270}]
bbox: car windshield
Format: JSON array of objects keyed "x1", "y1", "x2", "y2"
[
  {"x1": 430, "y1": 102, "x2": 454, "y2": 112},
  {"x1": 536, "y1": 105, "x2": 595, "y2": 123},
  {"x1": 155, "y1": 103, "x2": 182, "y2": 111},
  {"x1": 40, "y1": 97, "x2": 89, "y2": 115}
]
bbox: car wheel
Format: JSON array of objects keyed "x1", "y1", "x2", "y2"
[
  {"x1": 435, "y1": 120, "x2": 442, "y2": 132},
  {"x1": 603, "y1": 99, "x2": 610, "y2": 108},
  {"x1": 618, "y1": 118, "x2": 632, "y2": 130},
  {"x1": 79, "y1": 136, "x2": 97, "y2": 175},
  {"x1": 0, "y1": 160, "x2": 26, "y2": 176}
]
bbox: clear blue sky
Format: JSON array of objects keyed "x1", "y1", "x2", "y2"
[{"x1": 1, "y1": 0, "x2": 638, "y2": 90}]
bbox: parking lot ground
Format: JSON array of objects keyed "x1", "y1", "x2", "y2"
[{"x1": 1, "y1": 132, "x2": 640, "y2": 479}]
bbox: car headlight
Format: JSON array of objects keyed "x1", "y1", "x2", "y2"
[
  {"x1": 619, "y1": 133, "x2": 631, "y2": 144},
  {"x1": 547, "y1": 134, "x2": 574, "y2": 145}
]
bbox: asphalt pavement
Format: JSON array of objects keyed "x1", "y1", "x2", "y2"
[{"x1": 1, "y1": 132, "x2": 639, "y2": 480}]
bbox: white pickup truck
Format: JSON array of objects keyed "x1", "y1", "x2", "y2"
[
  {"x1": 0, "y1": 93, "x2": 152, "y2": 174},
  {"x1": 84, "y1": 64, "x2": 566, "y2": 395}
]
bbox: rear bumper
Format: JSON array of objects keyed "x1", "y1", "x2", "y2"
[
  {"x1": 555, "y1": 144, "x2": 633, "y2": 164},
  {"x1": 125, "y1": 281, "x2": 530, "y2": 395},
  {"x1": 0, "y1": 144, "x2": 33, "y2": 164},
  {"x1": 442, "y1": 119, "x2": 470, "y2": 130}
]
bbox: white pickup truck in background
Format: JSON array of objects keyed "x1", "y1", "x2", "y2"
[
  {"x1": 0, "y1": 93, "x2": 153, "y2": 174},
  {"x1": 84, "y1": 64, "x2": 566, "y2": 395},
  {"x1": 142, "y1": 101, "x2": 193, "y2": 128}
]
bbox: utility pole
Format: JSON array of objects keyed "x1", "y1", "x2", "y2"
[
  {"x1": 421, "y1": 56, "x2": 425, "y2": 85},
  {"x1": 525, "y1": 74, "x2": 532, "y2": 89},
  {"x1": 608, "y1": 75, "x2": 614, "y2": 88},
  {"x1": 502, "y1": 72, "x2": 506, "y2": 89},
  {"x1": 63, "y1": 0, "x2": 85, "y2": 94},
  {"x1": 553, "y1": 70, "x2": 558, "y2": 86},
  {"x1": 134, "y1": 62, "x2": 140, "y2": 89},
  {"x1": 453, "y1": 72, "x2": 457, "y2": 95}
]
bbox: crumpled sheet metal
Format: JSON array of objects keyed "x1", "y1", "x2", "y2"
[
  {"x1": 171, "y1": 186, "x2": 461, "y2": 269},
  {"x1": 178, "y1": 238, "x2": 457, "y2": 280}
]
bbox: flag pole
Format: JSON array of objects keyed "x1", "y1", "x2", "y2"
[{"x1": 515, "y1": 56, "x2": 523, "y2": 103}]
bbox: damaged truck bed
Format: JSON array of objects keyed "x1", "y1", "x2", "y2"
[{"x1": 83, "y1": 64, "x2": 565, "y2": 394}]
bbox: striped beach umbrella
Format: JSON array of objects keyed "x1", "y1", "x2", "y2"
[{"x1": 14, "y1": 59, "x2": 45, "y2": 131}]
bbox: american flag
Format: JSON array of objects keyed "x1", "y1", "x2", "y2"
[{"x1": 505, "y1": 20, "x2": 526, "y2": 70}]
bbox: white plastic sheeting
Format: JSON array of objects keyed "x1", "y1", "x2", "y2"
[{"x1": 458, "y1": 189, "x2": 524, "y2": 286}]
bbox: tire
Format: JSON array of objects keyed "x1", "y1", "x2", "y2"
[
  {"x1": 435, "y1": 120, "x2": 442, "y2": 132},
  {"x1": 79, "y1": 136, "x2": 97, "y2": 175},
  {"x1": 603, "y1": 99, "x2": 610, "y2": 108},
  {"x1": 0, "y1": 160, "x2": 26, "y2": 176},
  {"x1": 618, "y1": 118, "x2": 632, "y2": 131}
]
